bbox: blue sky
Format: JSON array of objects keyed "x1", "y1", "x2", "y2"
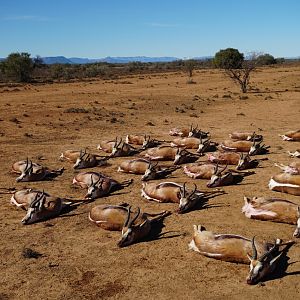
[{"x1": 1, "y1": 0, "x2": 299, "y2": 58}]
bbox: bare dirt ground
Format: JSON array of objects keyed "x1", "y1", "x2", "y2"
[{"x1": 0, "y1": 65, "x2": 300, "y2": 300}]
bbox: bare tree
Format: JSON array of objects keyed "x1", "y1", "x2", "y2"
[{"x1": 224, "y1": 52, "x2": 259, "y2": 93}]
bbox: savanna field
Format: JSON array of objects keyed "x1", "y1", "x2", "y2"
[{"x1": 0, "y1": 65, "x2": 300, "y2": 299}]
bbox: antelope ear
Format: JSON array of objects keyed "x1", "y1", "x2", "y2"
[
  {"x1": 270, "y1": 252, "x2": 283, "y2": 266},
  {"x1": 139, "y1": 220, "x2": 147, "y2": 228},
  {"x1": 246, "y1": 253, "x2": 253, "y2": 262}
]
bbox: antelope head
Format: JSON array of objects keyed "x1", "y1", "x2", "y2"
[
  {"x1": 246, "y1": 237, "x2": 282, "y2": 285},
  {"x1": 207, "y1": 164, "x2": 233, "y2": 187},
  {"x1": 85, "y1": 175, "x2": 105, "y2": 199},
  {"x1": 111, "y1": 137, "x2": 123, "y2": 156},
  {"x1": 293, "y1": 207, "x2": 300, "y2": 238},
  {"x1": 21, "y1": 191, "x2": 46, "y2": 224},
  {"x1": 142, "y1": 162, "x2": 159, "y2": 181},
  {"x1": 141, "y1": 135, "x2": 160, "y2": 149},
  {"x1": 236, "y1": 153, "x2": 251, "y2": 170},
  {"x1": 196, "y1": 136, "x2": 211, "y2": 154},
  {"x1": 177, "y1": 182, "x2": 200, "y2": 213},
  {"x1": 73, "y1": 149, "x2": 88, "y2": 169},
  {"x1": 249, "y1": 139, "x2": 270, "y2": 155},
  {"x1": 16, "y1": 158, "x2": 33, "y2": 182},
  {"x1": 174, "y1": 148, "x2": 194, "y2": 165},
  {"x1": 117, "y1": 207, "x2": 150, "y2": 247}
]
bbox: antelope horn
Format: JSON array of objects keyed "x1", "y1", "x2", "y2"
[
  {"x1": 118, "y1": 138, "x2": 123, "y2": 148},
  {"x1": 190, "y1": 183, "x2": 197, "y2": 197},
  {"x1": 220, "y1": 163, "x2": 228, "y2": 174},
  {"x1": 214, "y1": 163, "x2": 219, "y2": 175},
  {"x1": 251, "y1": 236, "x2": 258, "y2": 260},
  {"x1": 239, "y1": 153, "x2": 244, "y2": 159},
  {"x1": 183, "y1": 182, "x2": 187, "y2": 197},
  {"x1": 123, "y1": 206, "x2": 131, "y2": 227},
  {"x1": 90, "y1": 174, "x2": 94, "y2": 186},
  {"x1": 26, "y1": 160, "x2": 33, "y2": 174},
  {"x1": 128, "y1": 207, "x2": 140, "y2": 227},
  {"x1": 24, "y1": 157, "x2": 29, "y2": 171}
]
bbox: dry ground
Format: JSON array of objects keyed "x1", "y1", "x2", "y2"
[{"x1": 0, "y1": 65, "x2": 300, "y2": 300}]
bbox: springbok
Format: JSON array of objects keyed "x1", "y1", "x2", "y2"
[
  {"x1": 196, "y1": 137, "x2": 218, "y2": 155},
  {"x1": 141, "y1": 182, "x2": 219, "y2": 213},
  {"x1": 229, "y1": 132, "x2": 263, "y2": 142},
  {"x1": 84, "y1": 175, "x2": 133, "y2": 200},
  {"x1": 220, "y1": 139, "x2": 270, "y2": 155},
  {"x1": 274, "y1": 161, "x2": 300, "y2": 175},
  {"x1": 288, "y1": 150, "x2": 300, "y2": 158},
  {"x1": 144, "y1": 146, "x2": 199, "y2": 165},
  {"x1": 118, "y1": 158, "x2": 178, "y2": 181},
  {"x1": 59, "y1": 150, "x2": 81, "y2": 162},
  {"x1": 10, "y1": 188, "x2": 50, "y2": 209},
  {"x1": 12, "y1": 158, "x2": 64, "y2": 182},
  {"x1": 207, "y1": 152, "x2": 264, "y2": 170},
  {"x1": 97, "y1": 139, "x2": 116, "y2": 153},
  {"x1": 279, "y1": 130, "x2": 300, "y2": 141},
  {"x1": 269, "y1": 173, "x2": 300, "y2": 196},
  {"x1": 125, "y1": 134, "x2": 164, "y2": 149},
  {"x1": 169, "y1": 125, "x2": 209, "y2": 139},
  {"x1": 89, "y1": 204, "x2": 171, "y2": 247},
  {"x1": 171, "y1": 137, "x2": 202, "y2": 149},
  {"x1": 21, "y1": 191, "x2": 64, "y2": 224},
  {"x1": 111, "y1": 137, "x2": 140, "y2": 157},
  {"x1": 242, "y1": 196, "x2": 300, "y2": 238},
  {"x1": 189, "y1": 225, "x2": 293, "y2": 285},
  {"x1": 72, "y1": 171, "x2": 108, "y2": 189},
  {"x1": 73, "y1": 149, "x2": 109, "y2": 169}
]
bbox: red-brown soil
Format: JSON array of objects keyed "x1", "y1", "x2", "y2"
[{"x1": 0, "y1": 66, "x2": 300, "y2": 299}]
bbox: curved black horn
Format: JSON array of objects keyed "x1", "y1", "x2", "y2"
[
  {"x1": 251, "y1": 236, "x2": 258, "y2": 260},
  {"x1": 123, "y1": 206, "x2": 131, "y2": 227},
  {"x1": 190, "y1": 183, "x2": 197, "y2": 197},
  {"x1": 128, "y1": 207, "x2": 140, "y2": 227}
]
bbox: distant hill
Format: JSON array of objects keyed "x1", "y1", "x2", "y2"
[{"x1": 40, "y1": 56, "x2": 180, "y2": 64}]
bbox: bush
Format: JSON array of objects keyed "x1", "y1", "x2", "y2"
[
  {"x1": 256, "y1": 54, "x2": 276, "y2": 66},
  {"x1": 2, "y1": 52, "x2": 34, "y2": 82},
  {"x1": 214, "y1": 48, "x2": 244, "y2": 69}
]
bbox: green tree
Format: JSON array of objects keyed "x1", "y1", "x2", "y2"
[
  {"x1": 2, "y1": 52, "x2": 34, "y2": 82},
  {"x1": 185, "y1": 59, "x2": 197, "y2": 78},
  {"x1": 214, "y1": 48, "x2": 258, "y2": 93},
  {"x1": 214, "y1": 48, "x2": 244, "y2": 69},
  {"x1": 256, "y1": 54, "x2": 276, "y2": 66}
]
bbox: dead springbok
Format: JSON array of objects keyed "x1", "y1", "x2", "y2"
[
  {"x1": 269, "y1": 173, "x2": 300, "y2": 196},
  {"x1": 125, "y1": 134, "x2": 164, "y2": 149},
  {"x1": 97, "y1": 139, "x2": 116, "y2": 153},
  {"x1": 12, "y1": 158, "x2": 64, "y2": 182},
  {"x1": 10, "y1": 188, "x2": 50, "y2": 209},
  {"x1": 242, "y1": 196, "x2": 300, "y2": 238},
  {"x1": 73, "y1": 149, "x2": 109, "y2": 169},
  {"x1": 21, "y1": 191, "x2": 64, "y2": 224},
  {"x1": 229, "y1": 132, "x2": 263, "y2": 142},
  {"x1": 118, "y1": 158, "x2": 178, "y2": 181},
  {"x1": 274, "y1": 161, "x2": 300, "y2": 175},
  {"x1": 189, "y1": 225, "x2": 294, "y2": 285},
  {"x1": 207, "y1": 152, "x2": 264, "y2": 170},
  {"x1": 111, "y1": 137, "x2": 140, "y2": 157},
  {"x1": 141, "y1": 182, "x2": 219, "y2": 213},
  {"x1": 169, "y1": 125, "x2": 209, "y2": 139},
  {"x1": 183, "y1": 163, "x2": 253, "y2": 187},
  {"x1": 89, "y1": 204, "x2": 171, "y2": 247},
  {"x1": 279, "y1": 130, "x2": 300, "y2": 141},
  {"x1": 220, "y1": 139, "x2": 270, "y2": 155},
  {"x1": 59, "y1": 150, "x2": 81, "y2": 162},
  {"x1": 84, "y1": 175, "x2": 133, "y2": 200},
  {"x1": 171, "y1": 137, "x2": 202, "y2": 149},
  {"x1": 144, "y1": 145, "x2": 195, "y2": 165},
  {"x1": 72, "y1": 171, "x2": 108, "y2": 188}
]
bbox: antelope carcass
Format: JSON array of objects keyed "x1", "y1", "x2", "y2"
[
  {"x1": 73, "y1": 149, "x2": 109, "y2": 169},
  {"x1": 141, "y1": 181, "x2": 214, "y2": 213},
  {"x1": 288, "y1": 150, "x2": 300, "y2": 158},
  {"x1": 12, "y1": 158, "x2": 64, "y2": 182},
  {"x1": 280, "y1": 130, "x2": 300, "y2": 141},
  {"x1": 169, "y1": 125, "x2": 209, "y2": 138},
  {"x1": 274, "y1": 161, "x2": 300, "y2": 175},
  {"x1": 189, "y1": 225, "x2": 293, "y2": 285},
  {"x1": 111, "y1": 137, "x2": 140, "y2": 157},
  {"x1": 220, "y1": 139, "x2": 270, "y2": 155},
  {"x1": 229, "y1": 132, "x2": 263, "y2": 142},
  {"x1": 269, "y1": 173, "x2": 300, "y2": 196},
  {"x1": 242, "y1": 196, "x2": 300, "y2": 237},
  {"x1": 118, "y1": 158, "x2": 178, "y2": 181},
  {"x1": 89, "y1": 204, "x2": 170, "y2": 247}
]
